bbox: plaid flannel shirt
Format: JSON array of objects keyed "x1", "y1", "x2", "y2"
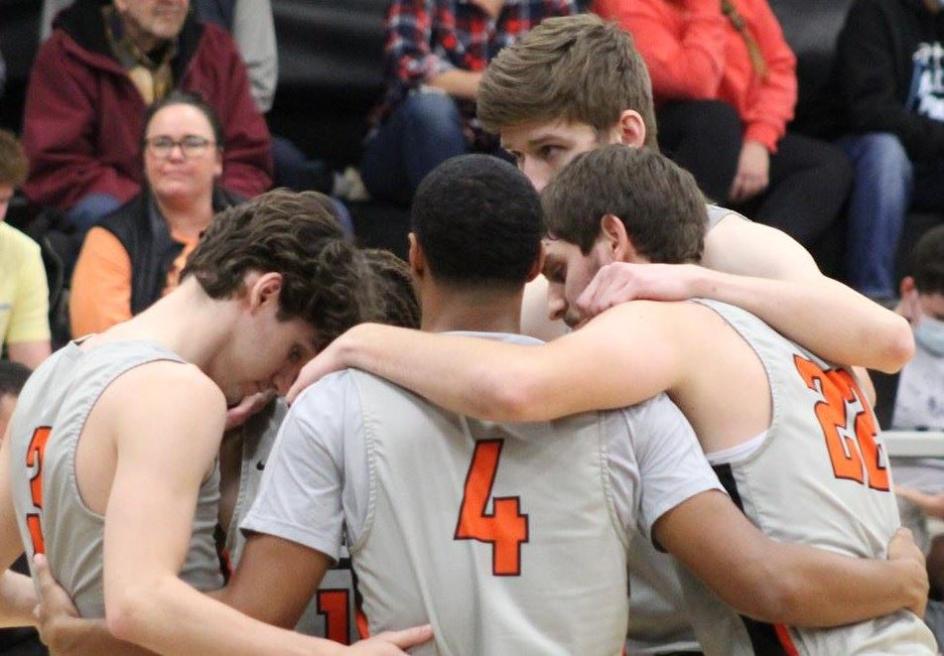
[{"x1": 374, "y1": 0, "x2": 577, "y2": 135}]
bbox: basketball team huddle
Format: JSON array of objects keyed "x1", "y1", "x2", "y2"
[{"x1": 0, "y1": 14, "x2": 937, "y2": 656}]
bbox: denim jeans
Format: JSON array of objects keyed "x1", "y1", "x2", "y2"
[
  {"x1": 360, "y1": 91, "x2": 468, "y2": 206},
  {"x1": 66, "y1": 192, "x2": 124, "y2": 233},
  {"x1": 837, "y1": 133, "x2": 913, "y2": 298}
]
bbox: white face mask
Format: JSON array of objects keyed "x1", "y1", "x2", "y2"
[{"x1": 916, "y1": 315, "x2": 944, "y2": 357}]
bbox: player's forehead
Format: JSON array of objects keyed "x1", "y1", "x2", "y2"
[
  {"x1": 500, "y1": 119, "x2": 599, "y2": 151},
  {"x1": 541, "y1": 236, "x2": 583, "y2": 264}
]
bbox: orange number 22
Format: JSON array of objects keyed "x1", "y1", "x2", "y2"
[
  {"x1": 794, "y1": 356, "x2": 889, "y2": 491},
  {"x1": 454, "y1": 439, "x2": 529, "y2": 576}
]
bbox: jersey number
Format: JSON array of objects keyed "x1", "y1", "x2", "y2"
[
  {"x1": 316, "y1": 589, "x2": 351, "y2": 644},
  {"x1": 794, "y1": 355, "x2": 889, "y2": 491},
  {"x1": 25, "y1": 426, "x2": 52, "y2": 555},
  {"x1": 454, "y1": 439, "x2": 529, "y2": 576}
]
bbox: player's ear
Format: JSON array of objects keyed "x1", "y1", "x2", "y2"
[
  {"x1": 615, "y1": 110, "x2": 646, "y2": 148},
  {"x1": 248, "y1": 272, "x2": 283, "y2": 313},
  {"x1": 408, "y1": 232, "x2": 426, "y2": 280},
  {"x1": 526, "y1": 243, "x2": 545, "y2": 283},
  {"x1": 600, "y1": 214, "x2": 639, "y2": 263}
]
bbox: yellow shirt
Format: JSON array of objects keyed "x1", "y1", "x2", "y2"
[{"x1": 0, "y1": 222, "x2": 51, "y2": 346}]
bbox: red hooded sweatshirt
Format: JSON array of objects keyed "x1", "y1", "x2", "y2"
[
  {"x1": 22, "y1": 0, "x2": 272, "y2": 211},
  {"x1": 594, "y1": 0, "x2": 797, "y2": 152}
]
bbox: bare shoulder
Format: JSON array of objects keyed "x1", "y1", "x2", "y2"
[
  {"x1": 96, "y1": 360, "x2": 226, "y2": 428},
  {"x1": 702, "y1": 213, "x2": 819, "y2": 280}
]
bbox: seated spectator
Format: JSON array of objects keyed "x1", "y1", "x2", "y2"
[
  {"x1": 360, "y1": 0, "x2": 577, "y2": 206},
  {"x1": 835, "y1": 0, "x2": 944, "y2": 300},
  {"x1": 0, "y1": 131, "x2": 51, "y2": 370},
  {"x1": 24, "y1": 0, "x2": 271, "y2": 233},
  {"x1": 70, "y1": 91, "x2": 240, "y2": 337},
  {"x1": 888, "y1": 226, "x2": 944, "y2": 540},
  {"x1": 594, "y1": 0, "x2": 852, "y2": 248}
]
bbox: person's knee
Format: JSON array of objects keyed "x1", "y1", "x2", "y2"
[
  {"x1": 399, "y1": 92, "x2": 463, "y2": 137},
  {"x1": 853, "y1": 132, "x2": 914, "y2": 187},
  {"x1": 66, "y1": 193, "x2": 123, "y2": 232}
]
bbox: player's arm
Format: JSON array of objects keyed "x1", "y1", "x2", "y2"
[
  {"x1": 99, "y1": 363, "x2": 350, "y2": 656},
  {"x1": 578, "y1": 215, "x2": 914, "y2": 373},
  {"x1": 288, "y1": 302, "x2": 686, "y2": 422},
  {"x1": 236, "y1": 372, "x2": 357, "y2": 627},
  {"x1": 222, "y1": 535, "x2": 331, "y2": 628},
  {"x1": 0, "y1": 425, "x2": 37, "y2": 629},
  {"x1": 657, "y1": 492, "x2": 928, "y2": 625}
]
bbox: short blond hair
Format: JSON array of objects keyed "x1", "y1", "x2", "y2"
[
  {"x1": 0, "y1": 130, "x2": 28, "y2": 187},
  {"x1": 478, "y1": 14, "x2": 658, "y2": 148}
]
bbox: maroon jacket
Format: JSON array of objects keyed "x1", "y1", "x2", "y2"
[{"x1": 22, "y1": 0, "x2": 272, "y2": 211}]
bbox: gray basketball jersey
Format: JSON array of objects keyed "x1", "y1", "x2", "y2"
[
  {"x1": 226, "y1": 400, "x2": 362, "y2": 645},
  {"x1": 348, "y1": 369, "x2": 631, "y2": 656},
  {"x1": 675, "y1": 300, "x2": 937, "y2": 655},
  {"x1": 8, "y1": 341, "x2": 223, "y2": 618},
  {"x1": 623, "y1": 202, "x2": 736, "y2": 656}
]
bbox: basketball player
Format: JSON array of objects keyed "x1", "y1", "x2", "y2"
[
  {"x1": 0, "y1": 190, "x2": 430, "y2": 655},
  {"x1": 288, "y1": 149, "x2": 938, "y2": 654},
  {"x1": 479, "y1": 14, "x2": 911, "y2": 382},
  {"x1": 219, "y1": 156, "x2": 925, "y2": 655}
]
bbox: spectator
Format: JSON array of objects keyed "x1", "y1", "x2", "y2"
[
  {"x1": 360, "y1": 0, "x2": 577, "y2": 206},
  {"x1": 890, "y1": 225, "x2": 944, "y2": 543},
  {"x1": 835, "y1": 0, "x2": 944, "y2": 300},
  {"x1": 193, "y1": 0, "x2": 276, "y2": 114},
  {"x1": 70, "y1": 91, "x2": 240, "y2": 337},
  {"x1": 0, "y1": 131, "x2": 51, "y2": 370},
  {"x1": 24, "y1": 0, "x2": 271, "y2": 232},
  {"x1": 594, "y1": 0, "x2": 851, "y2": 248}
]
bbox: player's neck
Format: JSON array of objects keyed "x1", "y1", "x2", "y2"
[
  {"x1": 420, "y1": 283, "x2": 523, "y2": 335},
  {"x1": 98, "y1": 277, "x2": 239, "y2": 371}
]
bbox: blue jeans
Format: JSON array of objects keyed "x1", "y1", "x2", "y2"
[
  {"x1": 360, "y1": 92, "x2": 467, "y2": 206},
  {"x1": 66, "y1": 192, "x2": 123, "y2": 233},
  {"x1": 837, "y1": 133, "x2": 913, "y2": 298}
]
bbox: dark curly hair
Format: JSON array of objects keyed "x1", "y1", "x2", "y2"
[
  {"x1": 361, "y1": 249, "x2": 421, "y2": 329},
  {"x1": 182, "y1": 189, "x2": 369, "y2": 350}
]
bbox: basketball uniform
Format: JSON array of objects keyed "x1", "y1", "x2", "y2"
[
  {"x1": 244, "y1": 332, "x2": 723, "y2": 655},
  {"x1": 7, "y1": 340, "x2": 223, "y2": 617},
  {"x1": 624, "y1": 203, "x2": 745, "y2": 656},
  {"x1": 227, "y1": 400, "x2": 361, "y2": 645},
  {"x1": 672, "y1": 300, "x2": 938, "y2": 655}
]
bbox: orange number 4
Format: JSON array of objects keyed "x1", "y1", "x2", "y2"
[
  {"x1": 25, "y1": 426, "x2": 52, "y2": 555},
  {"x1": 794, "y1": 356, "x2": 889, "y2": 491},
  {"x1": 454, "y1": 439, "x2": 529, "y2": 576}
]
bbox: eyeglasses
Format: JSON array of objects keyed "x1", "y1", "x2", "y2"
[{"x1": 144, "y1": 135, "x2": 216, "y2": 159}]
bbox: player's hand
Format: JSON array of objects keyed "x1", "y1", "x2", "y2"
[
  {"x1": 225, "y1": 391, "x2": 275, "y2": 431},
  {"x1": 729, "y1": 140, "x2": 770, "y2": 203},
  {"x1": 344, "y1": 625, "x2": 433, "y2": 654},
  {"x1": 896, "y1": 486, "x2": 944, "y2": 519},
  {"x1": 576, "y1": 262, "x2": 701, "y2": 319},
  {"x1": 33, "y1": 553, "x2": 81, "y2": 653},
  {"x1": 886, "y1": 527, "x2": 929, "y2": 616}
]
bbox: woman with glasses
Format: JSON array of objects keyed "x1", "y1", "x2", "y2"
[{"x1": 70, "y1": 91, "x2": 242, "y2": 338}]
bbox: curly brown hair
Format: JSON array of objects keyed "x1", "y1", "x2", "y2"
[
  {"x1": 0, "y1": 130, "x2": 28, "y2": 187},
  {"x1": 361, "y1": 249, "x2": 421, "y2": 329},
  {"x1": 182, "y1": 189, "x2": 369, "y2": 350}
]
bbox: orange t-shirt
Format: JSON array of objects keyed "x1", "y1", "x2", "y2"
[
  {"x1": 70, "y1": 227, "x2": 199, "y2": 337},
  {"x1": 593, "y1": 0, "x2": 797, "y2": 151}
]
